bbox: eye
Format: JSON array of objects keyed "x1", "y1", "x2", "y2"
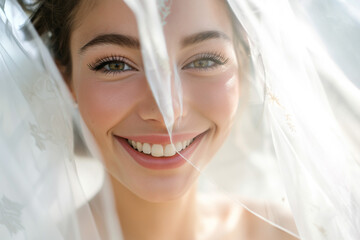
[
  {"x1": 103, "y1": 61, "x2": 132, "y2": 71},
  {"x1": 186, "y1": 59, "x2": 216, "y2": 69},
  {"x1": 88, "y1": 56, "x2": 137, "y2": 74},
  {"x1": 182, "y1": 52, "x2": 229, "y2": 71}
]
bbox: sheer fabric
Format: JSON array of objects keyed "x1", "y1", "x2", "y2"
[{"x1": 1, "y1": 0, "x2": 359, "y2": 239}]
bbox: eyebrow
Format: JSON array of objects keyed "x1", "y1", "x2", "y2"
[
  {"x1": 79, "y1": 30, "x2": 230, "y2": 54},
  {"x1": 181, "y1": 31, "x2": 230, "y2": 47},
  {"x1": 79, "y1": 33, "x2": 140, "y2": 54}
]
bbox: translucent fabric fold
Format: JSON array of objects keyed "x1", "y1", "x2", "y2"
[
  {"x1": 0, "y1": 1, "x2": 120, "y2": 239},
  {"x1": 1, "y1": 0, "x2": 359, "y2": 239},
  {"x1": 126, "y1": 0, "x2": 360, "y2": 238}
]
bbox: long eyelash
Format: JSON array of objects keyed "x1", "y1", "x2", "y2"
[
  {"x1": 196, "y1": 52, "x2": 229, "y2": 65},
  {"x1": 88, "y1": 55, "x2": 133, "y2": 72},
  {"x1": 182, "y1": 52, "x2": 230, "y2": 71}
]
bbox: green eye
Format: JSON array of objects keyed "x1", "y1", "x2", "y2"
[
  {"x1": 192, "y1": 59, "x2": 216, "y2": 68},
  {"x1": 104, "y1": 62, "x2": 129, "y2": 71},
  {"x1": 183, "y1": 53, "x2": 229, "y2": 71},
  {"x1": 88, "y1": 56, "x2": 137, "y2": 74}
]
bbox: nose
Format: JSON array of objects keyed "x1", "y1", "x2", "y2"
[{"x1": 137, "y1": 78, "x2": 185, "y2": 128}]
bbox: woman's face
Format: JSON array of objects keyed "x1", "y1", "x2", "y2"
[{"x1": 69, "y1": 0, "x2": 240, "y2": 201}]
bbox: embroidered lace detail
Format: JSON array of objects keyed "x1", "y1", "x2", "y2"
[
  {"x1": 267, "y1": 87, "x2": 296, "y2": 133},
  {"x1": 157, "y1": 0, "x2": 172, "y2": 25},
  {"x1": 0, "y1": 196, "x2": 24, "y2": 235}
]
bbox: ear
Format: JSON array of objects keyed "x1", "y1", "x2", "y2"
[{"x1": 56, "y1": 61, "x2": 77, "y2": 103}]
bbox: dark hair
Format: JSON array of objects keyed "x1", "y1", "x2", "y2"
[
  {"x1": 20, "y1": 0, "x2": 250, "y2": 80},
  {"x1": 20, "y1": 0, "x2": 82, "y2": 78}
]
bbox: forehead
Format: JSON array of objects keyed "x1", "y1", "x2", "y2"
[{"x1": 72, "y1": 0, "x2": 232, "y2": 47}]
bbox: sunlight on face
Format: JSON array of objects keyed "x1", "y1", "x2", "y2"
[{"x1": 70, "y1": 0, "x2": 240, "y2": 202}]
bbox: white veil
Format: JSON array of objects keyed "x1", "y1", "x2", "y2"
[
  {"x1": 0, "y1": 1, "x2": 120, "y2": 239},
  {"x1": 1, "y1": 0, "x2": 359, "y2": 239},
  {"x1": 222, "y1": 0, "x2": 360, "y2": 238}
]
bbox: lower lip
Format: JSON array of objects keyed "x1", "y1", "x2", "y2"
[{"x1": 114, "y1": 133, "x2": 205, "y2": 170}]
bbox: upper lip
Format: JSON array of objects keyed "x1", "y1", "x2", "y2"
[{"x1": 114, "y1": 131, "x2": 207, "y2": 145}]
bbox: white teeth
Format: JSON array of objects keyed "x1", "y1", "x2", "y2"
[
  {"x1": 151, "y1": 144, "x2": 163, "y2": 157},
  {"x1": 182, "y1": 141, "x2": 187, "y2": 150},
  {"x1": 136, "y1": 142, "x2": 142, "y2": 152},
  {"x1": 142, "y1": 143, "x2": 151, "y2": 154},
  {"x1": 127, "y1": 138, "x2": 195, "y2": 157},
  {"x1": 164, "y1": 144, "x2": 176, "y2": 157},
  {"x1": 175, "y1": 142, "x2": 183, "y2": 152},
  {"x1": 131, "y1": 140, "x2": 136, "y2": 149}
]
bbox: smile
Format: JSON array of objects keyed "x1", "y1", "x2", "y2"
[
  {"x1": 127, "y1": 138, "x2": 194, "y2": 157},
  {"x1": 114, "y1": 131, "x2": 207, "y2": 170}
]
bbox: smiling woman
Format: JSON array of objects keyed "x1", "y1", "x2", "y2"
[
  {"x1": 65, "y1": 0, "x2": 238, "y2": 202},
  {"x1": 67, "y1": 2, "x2": 246, "y2": 238},
  {"x1": 2, "y1": 0, "x2": 360, "y2": 239}
]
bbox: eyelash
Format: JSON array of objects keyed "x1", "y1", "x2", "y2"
[
  {"x1": 88, "y1": 52, "x2": 229, "y2": 74},
  {"x1": 88, "y1": 55, "x2": 137, "y2": 74},
  {"x1": 182, "y1": 52, "x2": 229, "y2": 71}
]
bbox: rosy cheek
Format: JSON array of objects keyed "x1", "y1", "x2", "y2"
[
  {"x1": 74, "y1": 76, "x2": 145, "y2": 136},
  {"x1": 185, "y1": 70, "x2": 240, "y2": 127}
]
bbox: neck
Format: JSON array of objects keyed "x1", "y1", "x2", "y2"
[{"x1": 111, "y1": 176, "x2": 198, "y2": 240}]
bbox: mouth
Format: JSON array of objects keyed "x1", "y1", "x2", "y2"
[
  {"x1": 114, "y1": 131, "x2": 206, "y2": 170},
  {"x1": 127, "y1": 138, "x2": 194, "y2": 157}
]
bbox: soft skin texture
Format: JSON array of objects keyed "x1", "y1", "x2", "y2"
[
  {"x1": 70, "y1": 0, "x2": 239, "y2": 202},
  {"x1": 66, "y1": 0, "x2": 297, "y2": 239}
]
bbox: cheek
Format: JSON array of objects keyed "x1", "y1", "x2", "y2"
[
  {"x1": 74, "y1": 76, "x2": 144, "y2": 136},
  {"x1": 185, "y1": 71, "x2": 240, "y2": 128}
]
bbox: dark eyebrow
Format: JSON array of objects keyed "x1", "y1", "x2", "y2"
[
  {"x1": 80, "y1": 31, "x2": 229, "y2": 53},
  {"x1": 181, "y1": 31, "x2": 230, "y2": 47},
  {"x1": 79, "y1": 33, "x2": 140, "y2": 54}
]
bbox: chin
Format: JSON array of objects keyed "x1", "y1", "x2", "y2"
[{"x1": 117, "y1": 164, "x2": 201, "y2": 203}]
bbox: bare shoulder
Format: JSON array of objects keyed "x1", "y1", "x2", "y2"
[
  {"x1": 240, "y1": 205, "x2": 299, "y2": 240},
  {"x1": 197, "y1": 195, "x2": 300, "y2": 240}
]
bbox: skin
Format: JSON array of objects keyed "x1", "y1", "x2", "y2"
[
  {"x1": 65, "y1": 0, "x2": 298, "y2": 239},
  {"x1": 70, "y1": 0, "x2": 238, "y2": 201}
]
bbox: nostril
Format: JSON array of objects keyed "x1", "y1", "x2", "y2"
[{"x1": 137, "y1": 97, "x2": 166, "y2": 123}]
